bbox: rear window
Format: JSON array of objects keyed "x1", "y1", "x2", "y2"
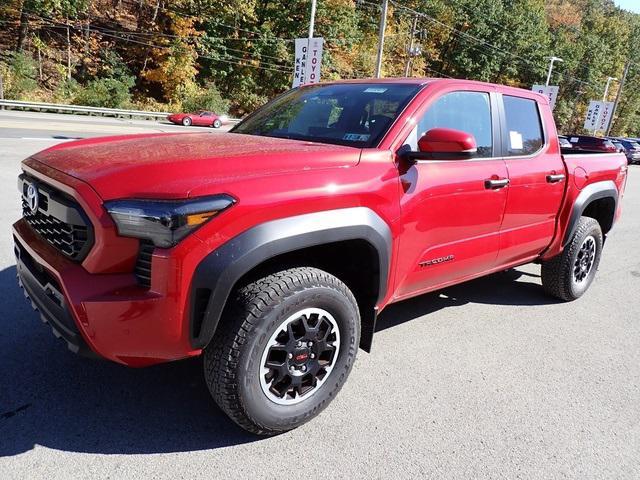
[{"x1": 503, "y1": 96, "x2": 544, "y2": 156}]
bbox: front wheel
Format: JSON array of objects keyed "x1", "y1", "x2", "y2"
[
  {"x1": 204, "y1": 267, "x2": 360, "y2": 435},
  {"x1": 541, "y1": 216, "x2": 603, "y2": 301}
]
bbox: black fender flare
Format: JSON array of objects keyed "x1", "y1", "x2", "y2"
[
  {"x1": 189, "y1": 207, "x2": 392, "y2": 350},
  {"x1": 563, "y1": 180, "x2": 618, "y2": 246}
]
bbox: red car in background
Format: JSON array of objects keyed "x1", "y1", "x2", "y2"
[{"x1": 167, "y1": 110, "x2": 229, "y2": 128}]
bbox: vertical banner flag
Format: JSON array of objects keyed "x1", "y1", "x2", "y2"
[
  {"x1": 531, "y1": 85, "x2": 560, "y2": 110},
  {"x1": 304, "y1": 37, "x2": 323, "y2": 84},
  {"x1": 597, "y1": 101, "x2": 615, "y2": 132},
  {"x1": 583, "y1": 100, "x2": 615, "y2": 132},
  {"x1": 584, "y1": 100, "x2": 602, "y2": 131},
  {"x1": 292, "y1": 37, "x2": 324, "y2": 88},
  {"x1": 292, "y1": 38, "x2": 308, "y2": 88}
]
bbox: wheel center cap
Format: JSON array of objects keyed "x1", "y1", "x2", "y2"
[{"x1": 292, "y1": 348, "x2": 310, "y2": 366}]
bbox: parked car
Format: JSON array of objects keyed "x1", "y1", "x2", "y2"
[
  {"x1": 558, "y1": 135, "x2": 572, "y2": 149},
  {"x1": 613, "y1": 138, "x2": 640, "y2": 164},
  {"x1": 167, "y1": 110, "x2": 228, "y2": 128},
  {"x1": 608, "y1": 138, "x2": 625, "y2": 153},
  {"x1": 567, "y1": 135, "x2": 618, "y2": 153},
  {"x1": 14, "y1": 79, "x2": 628, "y2": 435}
]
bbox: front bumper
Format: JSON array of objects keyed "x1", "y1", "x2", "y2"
[
  {"x1": 15, "y1": 238, "x2": 96, "y2": 357},
  {"x1": 13, "y1": 219, "x2": 202, "y2": 367}
]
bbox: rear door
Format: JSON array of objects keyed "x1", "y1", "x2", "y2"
[
  {"x1": 393, "y1": 87, "x2": 510, "y2": 299},
  {"x1": 495, "y1": 94, "x2": 566, "y2": 265}
]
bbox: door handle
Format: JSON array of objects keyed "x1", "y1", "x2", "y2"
[
  {"x1": 484, "y1": 178, "x2": 510, "y2": 189},
  {"x1": 546, "y1": 174, "x2": 565, "y2": 183}
]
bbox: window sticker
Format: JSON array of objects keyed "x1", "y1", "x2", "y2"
[
  {"x1": 509, "y1": 130, "x2": 524, "y2": 150},
  {"x1": 363, "y1": 87, "x2": 388, "y2": 94},
  {"x1": 343, "y1": 133, "x2": 371, "y2": 141}
]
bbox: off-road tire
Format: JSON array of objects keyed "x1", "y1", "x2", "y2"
[
  {"x1": 204, "y1": 267, "x2": 360, "y2": 435},
  {"x1": 541, "y1": 216, "x2": 603, "y2": 301}
]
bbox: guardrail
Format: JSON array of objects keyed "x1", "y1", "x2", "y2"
[
  {"x1": 0, "y1": 99, "x2": 240, "y2": 122},
  {"x1": 0, "y1": 99, "x2": 169, "y2": 119}
]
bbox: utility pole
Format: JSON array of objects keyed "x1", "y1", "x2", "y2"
[
  {"x1": 545, "y1": 56, "x2": 563, "y2": 86},
  {"x1": 404, "y1": 16, "x2": 418, "y2": 77},
  {"x1": 308, "y1": 0, "x2": 317, "y2": 39},
  {"x1": 375, "y1": 0, "x2": 388, "y2": 78},
  {"x1": 0, "y1": 72, "x2": 4, "y2": 110},
  {"x1": 606, "y1": 60, "x2": 630, "y2": 137},
  {"x1": 66, "y1": 21, "x2": 72, "y2": 80}
]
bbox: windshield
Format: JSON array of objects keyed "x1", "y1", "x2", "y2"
[{"x1": 231, "y1": 83, "x2": 422, "y2": 147}]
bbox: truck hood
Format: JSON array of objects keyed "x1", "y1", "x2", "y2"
[{"x1": 28, "y1": 132, "x2": 361, "y2": 200}]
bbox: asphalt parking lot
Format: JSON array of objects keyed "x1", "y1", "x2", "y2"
[{"x1": 0, "y1": 112, "x2": 639, "y2": 479}]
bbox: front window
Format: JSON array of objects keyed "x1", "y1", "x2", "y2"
[
  {"x1": 403, "y1": 91, "x2": 494, "y2": 157},
  {"x1": 231, "y1": 83, "x2": 422, "y2": 147}
]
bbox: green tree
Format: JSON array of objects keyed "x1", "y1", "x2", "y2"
[{"x1": 0, "y1": 51, "x2": 38, "y2": 99}]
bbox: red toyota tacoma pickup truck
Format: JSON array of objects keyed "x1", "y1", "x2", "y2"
[{"x1": 14, "y1": 79, "x2": 628, "y2": 434}]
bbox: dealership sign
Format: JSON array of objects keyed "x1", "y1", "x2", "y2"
[
  {"x1": 584, "y1": 100, "x2": 614, "y2": 132},
  {"x1": 532, "y1": 85, "x2": 559, "y2": 110},
  {"x1": 292, "y1": 37, "x2": 324, "y2": 88}
]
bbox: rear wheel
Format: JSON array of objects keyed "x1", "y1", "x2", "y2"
[
  {"x1": 212, "y1": 119, "x2": 222, "y2": 128},
  {"x1": 182, "y1": 117, "x2": 192, "y2": 126},
  {"x1": 541, "y1": 216, "x2": 603, "y2": 301},
  {"x1": 204, "y1": 267, "x2": 360, "y2": 435}
]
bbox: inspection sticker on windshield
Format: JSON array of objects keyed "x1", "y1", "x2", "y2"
[
  {"x1": 364, "y1": 87, "x2": 387, "y2": 93},
  {"x1": 344, "y1": 133, "x2": 371, "y2": 141}
]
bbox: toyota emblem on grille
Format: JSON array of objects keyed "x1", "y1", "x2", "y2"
[{"x1": 25, "y1": 182, "x2": 39, "y2": 213}]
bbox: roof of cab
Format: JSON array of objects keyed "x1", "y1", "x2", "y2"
[{"x1": 301, "y1": 77, "x2": 549, "y2": 104}]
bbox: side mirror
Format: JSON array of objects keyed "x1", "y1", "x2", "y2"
[{"x1": 405, "y1": 128, "x2": 478, "y2": 162}]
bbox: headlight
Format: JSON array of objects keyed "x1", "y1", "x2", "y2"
[{"x1": 105, "y1": 195, "x2": 235, "y2": 248}]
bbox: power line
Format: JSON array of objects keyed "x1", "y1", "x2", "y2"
[
  {"x1": 371, "y1": 0, "x2": 604, "y2": 90},
  {"x1": 15, "y1": 10, "x2": 294, "y2": 73},
  {"x1": 94, "y1": 30, "x2": 293, "y2": 73}
]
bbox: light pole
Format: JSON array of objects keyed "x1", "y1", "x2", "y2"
[
  {"x1": 593, "y1": 76, "x2": 617, "y2": 135},
  {"x1": 308, "y1": 0, "x2": 317, "y2": 39},
  {"x1": 602, "y1": 76, "x2": 617, "y2": 102},
  {"x1": 545, "y1": 56, "x2": 563, "y2": 86}
]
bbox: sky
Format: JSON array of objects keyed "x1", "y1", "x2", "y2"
[{"x1": 615, "y1": 0, "x2": 640, "y2": 13}]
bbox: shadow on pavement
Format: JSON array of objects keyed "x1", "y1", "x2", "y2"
[
  {"x1": 376, "y1": 268, "x2": 557, "y2": 333},
  {"x1": 1, "y1": 265, "x2": 556, "y2": 456},
  {"x1": 0, "y1": 265, "x2": 257, "y2": 456}
]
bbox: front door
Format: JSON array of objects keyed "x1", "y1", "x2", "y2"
[{"x1": 394, "y1": 88, "x2": 509, "y2": 300}]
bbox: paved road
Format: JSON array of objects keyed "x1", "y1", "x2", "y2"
[
  {"x1": 0, "y1": 110, "x2": 232, "y2": 138},
  {"x1": 0, "y1": 118, "x2": 639, "y2": 479}
]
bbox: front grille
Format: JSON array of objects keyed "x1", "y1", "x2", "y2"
[
  {"x1": 20, "y1": 174, "x2": 94, "y2": 261},
  {"x1": 135, "y1": 240, "x2": 154, "y2": 288}
]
